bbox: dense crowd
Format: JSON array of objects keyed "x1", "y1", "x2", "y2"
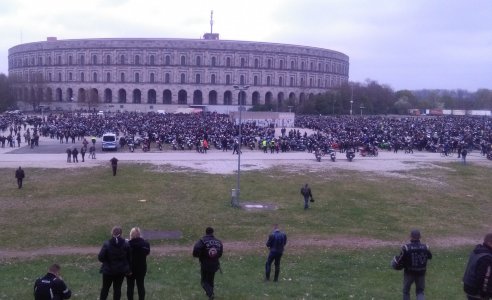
[{"x1": 1, "y1": 112, "x2": 492, "y2": 158}]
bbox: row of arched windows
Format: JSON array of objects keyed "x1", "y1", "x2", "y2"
[{"x1": 10, "y1": 53, "x2": 349, "y2": 75}]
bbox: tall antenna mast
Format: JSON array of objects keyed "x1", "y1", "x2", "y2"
[{"x1": 210, "y1": 10, "x2": 214, "y2": 34}]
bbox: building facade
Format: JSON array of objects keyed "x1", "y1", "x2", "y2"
[{"x1": 8, "y1": 37, "x2": 349, "y2": 112}]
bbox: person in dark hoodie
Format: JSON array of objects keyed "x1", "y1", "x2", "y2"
[
  {"x1": 394, "y1": 229, "x2": 432, "y2": 300},
  {"x1": 126, "y1": 227, "x2": 150, "y2": 300},
  {"x1": 98, "y1": 226, "x2": 132, "y2": 300},
  {"x1": 463, "y1": 233, "x2": 492, "y2": 300}
]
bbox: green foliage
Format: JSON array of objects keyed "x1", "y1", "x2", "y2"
[{"x1": 0, "y1": 73, "x2": 15, "y2": 112}]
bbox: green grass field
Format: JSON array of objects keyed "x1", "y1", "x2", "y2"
[{"x1": 0, "y1": 162, "x2": 490, "y2": 299}]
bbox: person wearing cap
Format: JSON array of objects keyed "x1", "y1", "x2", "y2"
[
  {"x1": 98, "y1": 226, "x2": 132, "y2": 300},
  {"x1": 193, "y1": 227, "x2": 223, "y2": 300},
  {"x1": 463, "y1": 233, "x2": 492, "y2": 299},
  {"x1": 394, "y1": 229, "x2": 432, "y2": 300}
]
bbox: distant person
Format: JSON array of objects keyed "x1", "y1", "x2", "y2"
[
  {"x1": 89, "y1": 145, "x2": 96, "y2": 159},
  {"x1": 15, "y1": 166, "x2": 25, "y2": 189},
  {"x1": 110, "y1": 157, "x2": 119, "y2": 176},
  {"x1": 98, "y1": 226, "x2": 132, "y2": 300},
  {"x1": 126, "y1": 227, "x2": 150, "y2": 300},
  {"x1": 265, "y1": 224, "x2": 287, "y2": 282},
  {"x1": 300, "y1": 183, "x2": 313, "y2": 210},
  {"x1": 461, "y1": 148, "x2": 468, "y2": 165},
  {"x1": 34, "y1": 263, "x2": 72, "y2": 300},
  {"x1": 393, "y1": 229, "x2": 432, "y2": 300},
  {"x1": 463, "y1": 233, "x2": 492, "y2": 299},
  {"x1": 66, "y1": 148, "x2": 72, "y2": 163},
  {"x1": 80, "y1": 146, "x2": 86, "y2": 162},
  {"x1": 193, "y1": 227, "x2": 223, "y2": 300},
  {"x1": 72, "y1": 147, "x2": 79, "y2": 163}
]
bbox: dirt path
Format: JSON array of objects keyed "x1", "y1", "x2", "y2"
[{"x1": 0, "y1": 235, "x2": 481, "y2": 259}]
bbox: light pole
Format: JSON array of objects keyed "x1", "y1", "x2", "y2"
[
  {"x1": 350, "y1": 83, "x2": 354, "y2": 115},
  {"x1": 360, "y1": 104, "x2": 365, "y2": 116},
  {"x1": 350, "y1": 100, "x2": 353, "y2": 116},
  {"x1": 232, "y1": 84, "x2": 249, "y2": 207}
]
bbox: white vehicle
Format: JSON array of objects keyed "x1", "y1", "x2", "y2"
[{"x1": 102, "y1": 133, "x2": 117, "y2": 151}]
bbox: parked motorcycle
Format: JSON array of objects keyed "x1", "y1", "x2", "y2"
[
  {"x1": 128, "y1": 142, "x2": 135, "y2": 152},
  {"x1": 314, "y1": 150, "x2": 322, "y2": 162},
  {"x1": 346, "y1": 150, "x2": 355, "y2": 162}
]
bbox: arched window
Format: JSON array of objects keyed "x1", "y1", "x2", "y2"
[
  {"x1": 150, "y1": 73, "x2": 155, "y2": 83},
  {"x1": 135, "y1": 55, "x2": 140, "y2": 65},
  {"x1": 58, "y1": 73, "x2": 62, "y2": 82},
  {"x1": 93, "y1": 72, "x2": 98, "y2": 82},
  {"x1": 266, "y1": 76, "x2": 271, "y2": 85},
  {"x1": 57, "y1": 56, "x2": 61, "y2": 65},
  {"x1": 195, "y1": 74, "x2": 201, "y2": 84},
  {"x1": 278, "y1": 77, "x2": 283, "y2": 86},
  {"x1": 92, "y1": 55, "x2": 97, "y2": 65},
  {"x1": 165, "y1": 55, "x2": 170, "y2": 65},
  {"x1": 301, "y1": 61, "x2": 305, "y2": 70},
  {"x1": 165, "y1": 73, "x2": 170, "y2": 83},
  {"x1": 80, "y1": 72, "x2": 85, "y2": 82},
  {"x1": 241, "y1": 58, "x2": 246, "y2": 67},
  {"x1": 48, "y1": 73, "x2": 52, "y2": 81},
  {"x1": 38, "y1": 57, "x2": 42, "y2": 65},
  {"x1": 135, "y1": 73, "x2": 140, "y2": 83},
  {"x1": 69, "y1": 56, "x2": 73, "y2": 65},
  {"x1": 149, "y1": 55, "x2": 155, "y2": 65},
  {"x1": 48, "y1": 56, "x2": 52, "y2": 65},
  {"x1": 300, "y1": 77, "x2": 304, "y2": 87},
  {"x1": 240, "y1": 75, "x2": 245, "y2": 85},
  {"x1": 196, "y1": 56, "x2": 201, "y2": 66},
  {"x1": 279, "y1": 60, "x2": 284, "y2": 69},
  {"x1": 318, "y1": 78, "x2": 321, "y2": 87},
  {"x1": 226, "y1": 74, "x2": 231, "y2": 85},
  {"x1": 267, "y1": 59, "x2": 272, "y2": 68},
  {"x1": 120, "y1": 72, "x2": 125, "y2": 82},
  {"x1": 211, "y1": 56, "x2": 216, "y2": 66},
  {"x1": 254, "y1": 76, "x2": 258, "y2": 86},
  {"x1": 106, "y1": 72, "x2": 111, "y2": 82},
  {"x1": 180, "y1": 56, "x2": 186, "y2": 66},
  {"x1": 120, "y1": 55, "x2": 125, "y2": 64},
  {"x1": 106, "y1": 55, "x2": 111, "y2": 65},
  {"x1": 226, "y1": 57, "x2": 231, "y2": 67},
  {"x1": 318, "y1": 63, "x2": 322, "y2": 71},
  {"x1": 290, "y1": 77, "x2": 294, "y2": 87},
  {"x1": 255, "y1": 58, "x2": 259, "y2": 68},
  {"x1": 80, "y1": 55, "x2": 85, "y2": 65},
  {"x1": 69, "y1": 72, "x2": 73, "y2": 81},
  {"x1": 211, "y1": 74, "x2": 216, "y2": 84},
  {"x1": 310, "y1": 62, "x2": 314, "y2": 70},
  {"x1": 180, "y1": 73, "x2": 186, "y2": 83}
]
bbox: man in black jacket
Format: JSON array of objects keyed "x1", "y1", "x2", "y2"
[
  {"x1": 300, "y1": 183, "x2": 313, "y2": 210},
  {"x1": 463, "y1": 233, "x2": 492, "y2": 299},
  {"x1": 34, "y1": 264, "x2": 72, "y2": 300},
  {"x1": 265, "y1": 224, "x2": 287, "y2": 282},
  {"x1": 193, "y1": 227, "x2": 223, "y2": 300},
  {"x1": 15, "y1": 166, "x2": 25, "y2": 189},
  {"x1": 98, "y1": 226, "x2": 132, "y2": 300},
  {"x1": 395, "y1": 229, "x2": 432, "y2": 300}
]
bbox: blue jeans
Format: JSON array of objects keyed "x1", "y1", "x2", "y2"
[
  {"x1": 403, "y1": 271, "x2": 425, "y2": 300},
  {"x1": 303, "y1": 196, "x2": 309, "y2": 209},
  {"x1": 265, "y1": 251, "x2": 283, "y2": 281}
]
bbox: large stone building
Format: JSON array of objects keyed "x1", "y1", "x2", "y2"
[{"x1": 8, "y1": 36, "x2": 349, "y2": 112}]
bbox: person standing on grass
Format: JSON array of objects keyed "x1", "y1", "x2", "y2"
[
  {"x1": 461, "y1": 148, "x2": 468, "y2": 165},
  {"x1": 66, "y1": 148, "x2": 72, "y2": 163},
  {"x1": 80, "y1": 146, "x2": 86, "y2": 162},
  {"x1": 394, "y1": 229, "x2": 432, "y2": 300},
  {"x1": 300, "y1": 183, "x2": 313, "y2": 210},
  {"x1": 127, "y1": 227, "x2": 150, "y2": 300},
  {"x1": 110, "y1": 157, "x2": 119, "y2": 176},
  {"x1": 463, "y1": 233, "x2": 492, "y2": 300},
  {"x1": 15, "y1": 166, "x2": 25, "y2": 189},
  {"x1": 98, "y1": 226, "x2": 132, "y2": 300},
  {"x1": 34, "y1": 263, "x2": 72, "y2": 300},
  {"x1": 265, "y1": 224, "x2": 287, "y2": 282},
  {"x1": 193, "y1": 227, "x2": 223, "y2": 300}
]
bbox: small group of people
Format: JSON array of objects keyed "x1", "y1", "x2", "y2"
[{"x1": 393, "y1": 230, "x2": 492, "y2": 300}]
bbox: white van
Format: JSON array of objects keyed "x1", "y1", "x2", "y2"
[{"x1": 102, "y1": 133, "x2": 117, "y2": 151}]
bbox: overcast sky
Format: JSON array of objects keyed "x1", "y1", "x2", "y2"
[{"x1": 1, "y1": 0, "x2": 491, "y2": 91}]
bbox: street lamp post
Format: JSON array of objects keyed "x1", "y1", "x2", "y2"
[
  {"x1": 350, "y1": 83, "x2": 354, "y2": 115},
  {"x1": 350, "y1": 100, "x2": 353, "y2": 116},
  {"x1": 232, "y1": 85, "x2": 249, "y2": 207},
  {"x1": 360, "y1": 104, "x2": 365, "y2": 116}
]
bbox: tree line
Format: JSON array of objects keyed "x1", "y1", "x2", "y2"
[{"x1": 0, "y1": 73, "x2": 491, "y2": 114}]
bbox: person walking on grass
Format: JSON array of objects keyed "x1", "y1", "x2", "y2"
[
  {"x1": 34, "y1": 263, "x2": 72, "y2": 300},
  {"x1": 110, "y1": 157, "x2": 119, "y2": 176},
  {"x1": 15, "y1": 166, "x2": 25, "y2": 189},
  {"x1": 463, "y1": 233, "x2": 492, "y2": 300},
  {"x1": 127, "y1": 227, "x2": 150, "y2": 300},
  {"x1": 98, "y1": 226, "x2": 132, "y2": 300},
  {"x1": 265, "y1": 224, "x2": 287, "y2": 282},
  {"x1": 300, "y1": 183, "x2": 313, "y2": 210},
  {"x1": 193, "y1": 227, "x2": 223, "y2": 300},
  {"x1": 393, "y1": 229, "x2": 432, "y2": 300}
]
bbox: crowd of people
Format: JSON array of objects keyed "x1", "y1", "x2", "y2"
[{"x1": 1, "y1": 112, "x2": 492, "y2": 160}]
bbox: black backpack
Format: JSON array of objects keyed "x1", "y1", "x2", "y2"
[{"x1": 34, "y1": 277, "x2": 54, "y2": 300}]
